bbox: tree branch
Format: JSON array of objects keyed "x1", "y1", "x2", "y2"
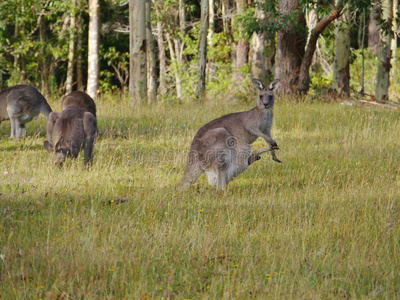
[
  {"x1": 28, "y1": 0, "x2": 52, "y2": 37},
  {"x1": 297, "y1": 6, "x2": 342, "y2": 93}
]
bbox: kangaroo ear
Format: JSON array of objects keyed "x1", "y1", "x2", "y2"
[
  {"x1": 252, "y1": 79, "x2": 265, "y2": 91},
  {"x1": 44, "y1": 140, "x2": 53, "y2": 153},
  {"x1": 268, "y1": 79, "x2": 280, "y2": 91}
]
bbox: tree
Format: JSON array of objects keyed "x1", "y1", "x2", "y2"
[
  {"x1": 154, "y1": 0, "x2": 184, "y2": 100},
  {"x1": 146, "y1": 0, "x2": 157, "y2": 103},
  {"x1": 275, "y1": 0, "x2": 307, "y2": 94},
  {"x1": 375, "y1": 0, "x2": 393, "y2": 102},
  {"x1": 391, "y1": 0, "x2": 398, "y2": 61},
  {"x1": 276, "y1": 0, "x2": 342, "y2": 94},
  {"x1": 250, "y1": 0, "x2": 275, "y2": 83},
  {"x1": 196, "y1": 0, "x2": 209, "y2": 99},
  {"x1": 130, "y1": 0, "x2": 147, "y2": 105},
  {"x1": 66, "y1": 0, "x2": 77, "y2": 94},
  {"x1": 87, "y1": 0, "x2": 100, "y2": 99},
  {"x1": 234, "y1": 0, "x2": 249, "y2": 82},
  {"x1": 156, "y1": 20, "x2": 167, "y2": 95},
  {"x1": 208, "y1": 0, "x2": 215, "y2": 43},
  {"x1": 368, "y1": 4, "x2": 380, "y2": 54},
  {"x1": 222, "y1": 0, "x2": 233, "y2": 43},
  {"x1": 332, "y1": 4, "x2": 351, "y2": 95}
]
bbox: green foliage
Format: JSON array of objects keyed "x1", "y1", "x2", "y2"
[
  {"x1": 234, "y1": 7, "x2": 257, "y2": 40},
  {"x1": 309, "y1": 73, "x2": 332, "y2": 94},
  {"x1": 349, "y1": 49, "x2": 378, "y2": 96},
  {"x1": 99, "y1": 69, "x2": 118, "y2": 94},
  {"x1": 102, "y1": 46, "x2": 129, "y2": 89},
  {"x1": 208, "y1": 32, "x2": 231, "y2": 63}
]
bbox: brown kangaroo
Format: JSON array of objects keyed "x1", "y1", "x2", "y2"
[
  {"x1": 44, "y1": 107, "x2": 96, "y2": 167},
  {"x1": 176, "y1": 79, "x2": 281, "y2": 190},
  {"x1": 62, "y1": 91, "x2": 97, "y2": 117},
  {"x1": 0, "y1": 85, "x2": 52, "y2": 138}
]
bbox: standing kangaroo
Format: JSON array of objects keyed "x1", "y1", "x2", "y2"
[
  {"x1": 0, "y1": 85, "x2": 52, "y2": 138},
  {"x1": 62, "y1": 91, "x2": 97, "y2": 117},
  {"x1": 176, "y1": 79, "x2": 281, "y2": 190},
  {"x1": 44, "y1": 107, "x2": 96, "y2": 167}
]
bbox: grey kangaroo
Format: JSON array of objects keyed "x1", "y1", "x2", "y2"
[
  {"x1": 44, "y1": 107, "x2": 96, "y2": 167},
  {"x1": 0, "y1": 85, "x2": 52, "y2": 138},
  {"x1": 176, "y1": 79, "x2": 281, "y2": 190},
  {"x1": 62, "y1": 91, "x2": 97, "y2": 117}
]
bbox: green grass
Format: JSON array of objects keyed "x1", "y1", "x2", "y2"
[{"x1": 1, "y1": 95, "x2": 399, "y2": 299}]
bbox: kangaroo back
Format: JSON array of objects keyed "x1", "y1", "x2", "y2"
[{"x1": 62, "y1": 91, "x2": 96, "y2": 117}]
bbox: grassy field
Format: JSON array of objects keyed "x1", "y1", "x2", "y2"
[{"x1": 0, "y1": 94, "x2": 399, "y2": 299}]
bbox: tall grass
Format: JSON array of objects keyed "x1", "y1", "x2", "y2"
[{"x1": 0, "y1": 95, "x2": 399, "y2": 299}]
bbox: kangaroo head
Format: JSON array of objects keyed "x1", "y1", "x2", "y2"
[
  {"x1": 252, "y1": 79, "x2": 279, "y2": 110},
  {"x1": 44, "y1": 137, "x2": 69, "y2": 167}
]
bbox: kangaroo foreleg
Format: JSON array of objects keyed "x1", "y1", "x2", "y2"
[
  {"x1": 83, "y1": 112, "x2": 97, "y2": 166},
  {"x1": 248, "y1": 148, "x2": 272, "y2": 165},
  {"x1": 246, "y1": 128, "x2": 282, "y2": 163}
]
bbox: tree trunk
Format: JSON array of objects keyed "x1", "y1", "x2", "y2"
[
  {"x1": 166, "y1": 33, "x2": 182, "y2": 99},
  {"x1": 87, "y1": 0, "x2": 100, "y2": 99},
  {"x1": 157, "y1": 21, "x2": 167, "y2": 96},
  {"x1": 332, "y1": 4, "x2": 350, "y2": 95},
  {"x1": 368, "y1": 4, "x2": 380, "y2": 54},
  {"x1": 131, "y1": 0, "x2": 147, "y2": 105},
  {"x1": 222, "y1": 0, "x2": 233, "y2": 43},
  {"x1": 129, "y1": 0, "x2": 134, "y2": 101},
  {"x1": 196, "y1": 0, "x2": 209, "y2": 100},
  {"x1": 297, "y1": 7, "x2": 341, "y2": 93},
  {"x1": 276, "y1": 0, "x2": 307, "y2": 94},
  {"x1": 208, "y1": 0, "x2": 215, "y2": 43},
  {"x1": 375, "y1": 0, "x2": 393, "y2": 102},
  {"x1": 146, "y1": 0, "x2": 157, "y2": 103},
  {"x1": 66, "y1": 0, "x2": 77, "y2": 94},
  {"x1": 360, "y1": 9, "x2": 366, "y2": 95},
  {"x1": 233, "y1": 0, "x2": 249, "y2": 82},
  {"x1": 250, "y1": 2, "x2": 275, "y2": 83},
  {"x1": 391, "y1": 0, "x2": 398, "y2": 61},
  {"x1": 179, "y1": 0, "x2": 186, "y2": 34},
  {"x1": 76, "y1": 15, "x2": 84, "y2": 91},
  {"x1": 39, "y1": 18, "x2": 50, "y2": 97}
]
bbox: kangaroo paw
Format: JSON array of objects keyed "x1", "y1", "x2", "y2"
[{"x1": 273, "y1": 156, "x2": 282, "y2": 163}]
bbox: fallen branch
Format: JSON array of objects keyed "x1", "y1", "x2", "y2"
[{"x1": 341, "y1": 99, "x2": 400, "y2": 110}]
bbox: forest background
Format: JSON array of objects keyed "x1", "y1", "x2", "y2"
[{"x1": 0, "y1": 0, "x2": 399, "y2": 103}]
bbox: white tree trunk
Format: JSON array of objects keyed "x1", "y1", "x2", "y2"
[
  {"x1": 131, "y1": 0, "x2": 147, "y2": 105},
  {"x1": 250, "y1": 1, "x2": 274, "y2": 83},
  {"x1": 196, "y1": 0, "x2": 209, "y2": 99},
  {"x1": 66, "y1": 0, "x2": 77, "y2": 94},
  {"x1": 222, "y1": 0, "x2": 232, "y2": 43},
  {"x1": 332, "y1": 4, "x2": 350, "y2": 95},
  {"x1": 207, "y1": 0, "x2": 214, "y2": 43},
  {"x1": 375, "y1": 0, "x2": 393, "y2": 102},
  {"x1": 369, "y1": 5, "x2": 380, "y2": 54},
  {"x1": 87, "y1": 0, "x2": 100, "y2": 99},
  {"x1": 146, "y1": 0, "x2": 157, "y2": 103},
  {"x1": 391, "y1": 0, "x2": 398, "y2": 61},
  {"x1": 157, "y1": 21, "x2": 167, "y2": 95},
  {"x1": 129, "y1": 0, "x2": 134, "y2": 101}
]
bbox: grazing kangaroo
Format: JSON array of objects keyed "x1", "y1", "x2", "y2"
[
  {"x1": 0, "y1": 85, "x2": 52, "y2": 138},
  {"x1": 43, "y1": 107, "x2": 96, "y2": 167},
  {"x1": 176, "y1": 79, "x2": 281, "y2": 190},
  {"x1": 62, "y1": 91, "x2": 97, "y2": 117}
]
